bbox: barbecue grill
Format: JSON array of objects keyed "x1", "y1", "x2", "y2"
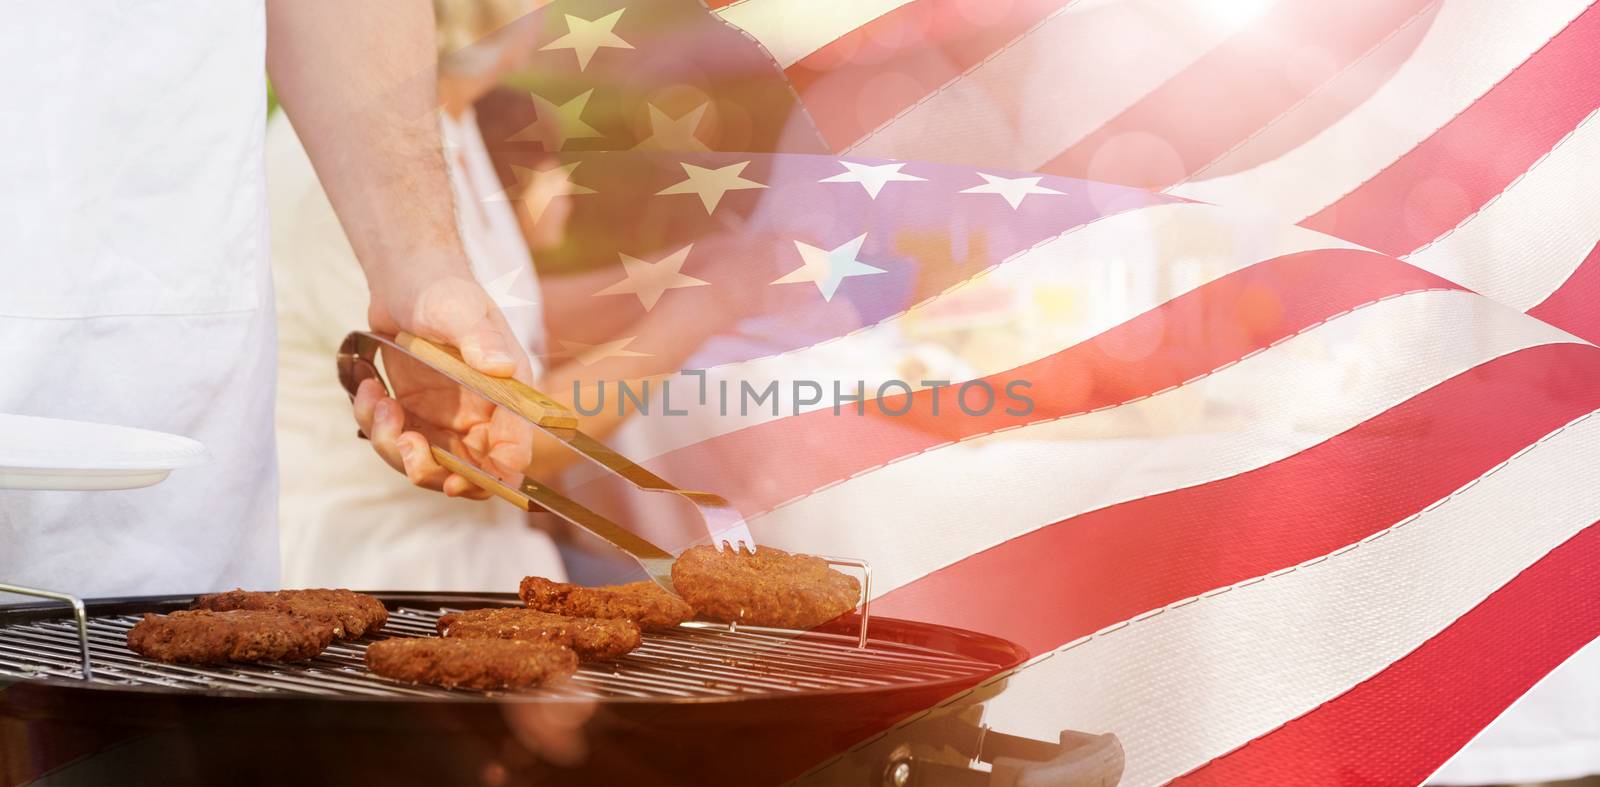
[
  {"x1": 3, "y1": 335, "x2": 1122, "y2": 785},
  {"x1": 0, "y1": 591, "x2": 1122, "y2": 786}
]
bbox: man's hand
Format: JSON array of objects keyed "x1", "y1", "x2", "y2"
[
  {"x1": 354, "y1": 274, "x2": 536, "y2": 499},
  {"x1": 267, "y1": 2, "x2": 535, "y2": 499}
]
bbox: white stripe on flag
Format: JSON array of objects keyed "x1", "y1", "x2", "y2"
[
  {"x1": 714, "y1": 0, "x2": 915, "y2": 68},
  {"x1": 1403, "y1": 107, "x2": 1600, "y2": 310},
  {"x1": 973, "y1": 407, "x2": 1600, "y2": 786},
  {"x1": 612, "y1": 202, "x2": 1359, "y2": 460},
  {"x1": 846, "y1": 0, "x2": 1270, "y2": 169},
  {"x1": 750, "y1": 290, "x2": 1584, "y2": 597},
  {"x1": 1170, "y1": 0, "x2": 1591, "y2": 222}
]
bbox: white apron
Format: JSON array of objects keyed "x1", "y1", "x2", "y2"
[{"x1": 0, "y1": 1, "x2": 277, "y2": 598}]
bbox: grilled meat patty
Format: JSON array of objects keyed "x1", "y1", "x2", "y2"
[
  {"x1": 518, "y1": 577, "x2": 693, "y2": 632},
  {"x1": 192, "y1": 588, "x2": 388, "y2": 640},
  {"x1": 126, "y1": 610, "x2": 333, "y2": 664},
  {"x1": 438, "y1": 607, "x2": 642, "y2": 661},
  {"x1": 365, "y1": 637, "x2": 579, "y2": 690},
  {"x1": 671, "y1": 545, "x2": 861, "y2": 629}
]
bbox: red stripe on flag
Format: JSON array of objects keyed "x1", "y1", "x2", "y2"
[
  {"x1": 1529, "y1": 241, "x2": 1600, "y2": 344},
  {"x1": 785, "y1": 0, "x2": 1069, "y2": 151},
  {"x1": 1036, "y1": 0, "x2": 1434, "y2": 188},
  {"x1": 871, "y1": 343, "x2": 1600, "y2": 657},
  {"x1": 1300, "y1": 4, "x2": 1600, "y2": 256},
  {"x1": 1180, "y1": 4, "x2": 1437, "y2": 180},
  {"x1": 1173, "y1": 516, "x2": 1600, "y2": 786},
  {"x1": 633, "y1": 249, "x2": 1457, "y2": 531}
]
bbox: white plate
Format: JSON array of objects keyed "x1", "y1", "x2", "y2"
[{"x1": 0, "y1": 413, "x2": 207, "y2": 491}]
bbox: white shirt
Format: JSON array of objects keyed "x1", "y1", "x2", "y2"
[
  {"x1": 269, "y1": 108, "x2": 565, "y2": 590},
  {"x1": 0, "y1": 1, "x2": 278, "y2": 598}
]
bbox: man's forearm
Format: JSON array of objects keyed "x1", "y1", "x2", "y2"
[{"x1": 266, "y1": 0, "x2": 466, "y2": 290}]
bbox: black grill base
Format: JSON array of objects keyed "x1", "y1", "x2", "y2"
[{"x1": 0, "y1": 593, "x2": 1024, "y2": 786}]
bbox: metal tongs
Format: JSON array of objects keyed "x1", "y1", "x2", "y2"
[{"x1": 337, "y1": 331, "x2": 757, "y2": 596}]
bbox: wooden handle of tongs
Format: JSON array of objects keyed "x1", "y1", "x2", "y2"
[
  {"x1": 384, "y1": 332, "x2": 593, "y2": 511},
  {"x1": 337, "y1": 329, "x2": 572, "y2": 505},
  {"x1": 336, "y1": 329, "x2": 734, "y2": 565},
  {"x1": 425, "y1": 443, "x2": 536, "y2": 511},
  {"x1": 390, "y1": 331, "x2": 578, "y2": 430}
]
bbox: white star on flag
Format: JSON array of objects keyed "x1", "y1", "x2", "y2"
[
  {"x1": 487, "y1": 162, "x2": 596, "y2": 222},
  {"x1": 656, "y1": 161, "x2": 767, "y2": 213},
  {"x1": 483, "y1": 267, "x2": 539, "y2": 309},
  {"x1": 556, "y1": 337, "x2": 651, "y2": 366},
  {"x1": 818, "y1": 161, "x2": 926, "y2": 199},
  {"x1": 633, "y1": 102, "x2": 712, "y2": 152},
  {"x1": 593, "y1": 244, "x2": 710, "y2": 310},
  {"x1": 540, "y1": 9, "x2": 633, "y2": 71},
  {"x1": 959, "y1": 172, "x2": 1067, "y2": 209},
  {"x1": 773, "y1": 233, "x2": 886, "y2": 301},
  {"x1": 510, "y1": 89, "x2": 601, "y2": 151}
]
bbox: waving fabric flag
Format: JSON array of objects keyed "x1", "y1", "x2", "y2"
[
  {"x1": 715, "y1": 0, "x2": 1600, "y2": 345},
  {"x1": 469, "y1": 1, "x2": 1600, "y2": 783}
]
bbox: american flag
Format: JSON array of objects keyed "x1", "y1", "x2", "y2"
[{"x1": 463, "y1": 1, "x2": 1600, "y2": 783}]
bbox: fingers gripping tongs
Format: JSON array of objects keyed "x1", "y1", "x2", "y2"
[{"x1": 337, "y1": 331, "x2": 757, "y2": 595}]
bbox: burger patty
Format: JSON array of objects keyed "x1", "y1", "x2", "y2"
[
  {"x1": 671, "y1": 545, "x2": 861, "y2": 629},
  {"x1": 192, "y1": 588, "x2": 389, "y2": 640},
  {"x1": 365, "y1": 637, "x2": 579, "y2": 691},
  {"x1": 438, "y1": 607, "x2": 642, "y2": 661},
  {"x1": 518, "y1": 577, "x2": 693, "y2": 632},
  {"x1": 126, "y1": 610, "x2": 333, "y2": 664}
]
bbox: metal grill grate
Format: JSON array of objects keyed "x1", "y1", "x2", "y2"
[{"x1": 0, "y1": 606, "x2": 993, "y2": 701}]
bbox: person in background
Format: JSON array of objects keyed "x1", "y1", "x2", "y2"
[{"x1": 0, "y1": 1, "x2": 530, "y2": 598}]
